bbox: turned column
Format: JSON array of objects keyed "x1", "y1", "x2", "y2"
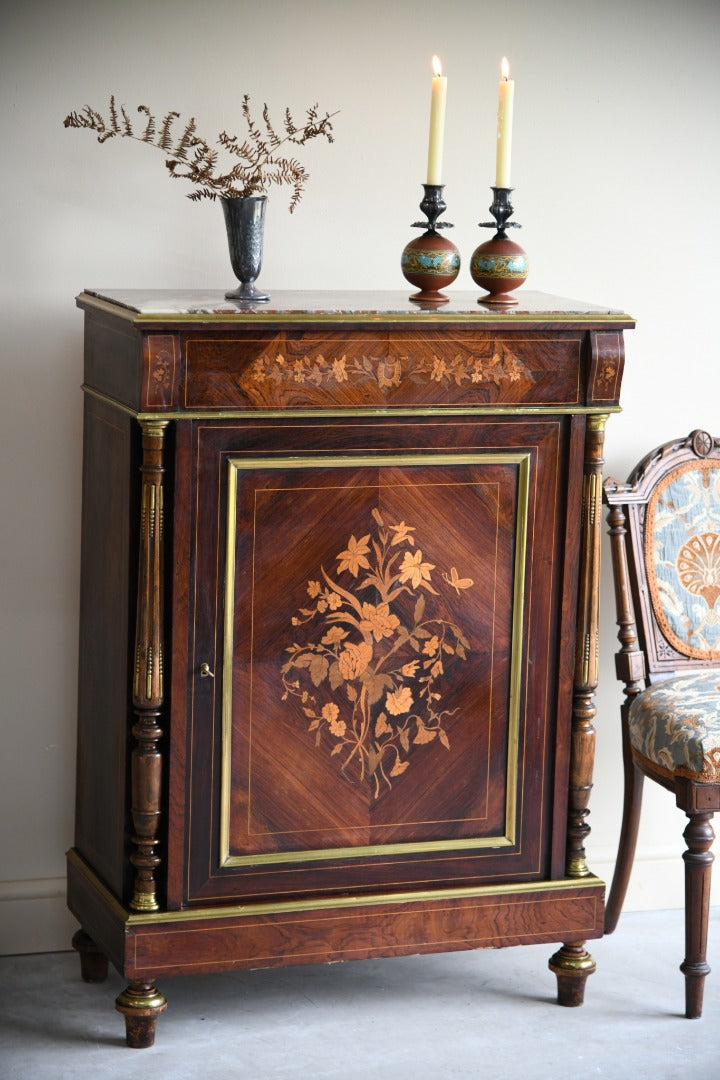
[
  {"x1": 129, "y1": 419, "x2": 168, "y2": 913},
  {"x1": 116, "y1": 419, "x2": 169, "y2": 1048},
  {"x1": 550, "y1": 413, "x2": 608, "y2": 1005}
]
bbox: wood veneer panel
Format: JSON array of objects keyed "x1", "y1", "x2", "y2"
[
  {"x1": 125, "y1": 883, "x2": 604, "y2": 978},
  {"x1": 166, "y1": 421, "x2": 193, "y2": 909},
  {"x1": 67, "y1": 854, "x2": 127, "y2": 974},
  {"x1": 183, "y1": 415, "x2": 570, "y2": 903},
  {"x1": 183, "y1": 329, "x2": 582, "y2": 410},
  {"x1": 75, "y1": 397, "x2": 136, "y2": 899},
  {"x1": 83, "y1": 312, "x2": 143, "y2": 409}
]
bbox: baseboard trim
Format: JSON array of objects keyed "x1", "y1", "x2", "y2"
[{"x1": 0, "y1": 878, "x2": 78, "y2": 955}]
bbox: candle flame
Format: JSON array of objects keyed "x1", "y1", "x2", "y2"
[
  {"x1": 432, "y1": 55, "x2": 443, "y2": 77},
  {"x1": 501, "y1": 56, "x2": 510, "y2": 80}
]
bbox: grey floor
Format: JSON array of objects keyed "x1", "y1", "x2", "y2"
[{"x1": 1, "y1": 909, "x2": 719, "y2": 1080}]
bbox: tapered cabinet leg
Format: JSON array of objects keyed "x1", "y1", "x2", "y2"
[
  {"x1": 680, "y1": 811, "x2": 714, "y2": 1019},
  {"x1": 549, "y1": 942, "x2": 596, "y2": 1007},
  {"x1": 115, "y1": 980, "x2": 167, "y2": 1048},
  {"x1": 71, "y1": 929, "x2": 109, "y2": 983}
]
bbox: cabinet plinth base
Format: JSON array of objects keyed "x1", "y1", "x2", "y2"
[{"x1": 68, "y1": 850, "x2": 605, "y2": 982}]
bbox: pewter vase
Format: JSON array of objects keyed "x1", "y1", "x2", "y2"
[{"x1": 222, "y1": 195, "x2": 270, "y2": 302}]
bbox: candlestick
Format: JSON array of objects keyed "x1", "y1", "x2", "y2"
[
  {"x1": 401, "y1": 183, "x2": 460, "y2": 304},
  {"x1": 426, "y1": 55, "x2": 447, "y2": 185},
  {"x1": 470, "y1": 186, "x2": 528, "y2": 305},
  {"x1": 495, "y1": 57, "x2": 515, "y2": 188}
]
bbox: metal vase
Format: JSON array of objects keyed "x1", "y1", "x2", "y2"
[{"x1": 222, "y1": 196, "x2": 270, "y2": 302}]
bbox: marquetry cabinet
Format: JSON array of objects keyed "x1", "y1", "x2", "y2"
[{"x1": 68, "y1": 289, "x2": 633, "y2": 1047}]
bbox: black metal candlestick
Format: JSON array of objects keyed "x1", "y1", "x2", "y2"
[
  {"x1": 401, "y1": 184, "x2": 460, "y2": 304},
  {"x1": 470, "y1": 186, "x2": 528, "y2": 305},
  {"x1": 481, "y1": 187, "x2": 521, "y2": 237},
  {"x1": 413, "y1": 184, "x2": 452, "y2": 232}
]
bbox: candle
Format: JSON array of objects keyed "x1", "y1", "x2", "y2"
[
  {"x1": 426, "y1": 55, "x2": 447, "y2": 185},
  {"x1": 495, "y1": 56, "x2": 515, "y2": 188}
]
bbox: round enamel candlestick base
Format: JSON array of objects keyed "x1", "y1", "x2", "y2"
[
  {"x1": 470, "y1": 235, "x2": 528, "y2": 305},
  {"x1": 402, "y1": 230, "x2": 461, "y2": 303}
]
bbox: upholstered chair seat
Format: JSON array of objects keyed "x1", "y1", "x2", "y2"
[{"x1": 629, "y1": 670, "x2": 720, "y2": 782}]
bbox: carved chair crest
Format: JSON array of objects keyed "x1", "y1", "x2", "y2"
[{"x1": 604, "y1": 429, "x2": 720, "y2": 677}]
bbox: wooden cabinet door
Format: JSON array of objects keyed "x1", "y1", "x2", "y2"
[{"x1": 172, "y1": 413, "x2": 581, "y2": 906}]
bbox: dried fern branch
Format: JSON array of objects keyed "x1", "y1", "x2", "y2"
[{"x1": 63, "y1": 94, "x2": 337, "y2": 211}]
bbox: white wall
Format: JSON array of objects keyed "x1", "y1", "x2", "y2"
[{"x1": 2, "y1": 0, "x2": 719, "y2": 954}]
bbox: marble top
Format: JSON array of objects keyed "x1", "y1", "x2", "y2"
[{"x1": 80, "y1": 289, "x2": 634, "y2": 325}]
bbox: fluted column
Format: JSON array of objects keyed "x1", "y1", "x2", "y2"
[
  {"x1": 566, "y1": 413, "x2": 608, "y2": 878},
  {"x1": 129, "y1": 419, "x2": 169, "y2": 913}
]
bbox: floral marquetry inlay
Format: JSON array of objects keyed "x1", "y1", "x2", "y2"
[
  {"x1": 183, "y1": 332, "x2": 584, "y2": 409},
  {"x1": 251, "y1": 341, "x2": 532, "y2": 395},
  {"x1": 144, "y1": 334, "x2": 177, "y2": 408},
  {"x1": 596, "y1": 363, "x2": 617, "y2": 390},
  {"x1": 280, "y1": 509, "x2": 474, "y2": 798},
  {"x1": 588, "y1": 331, "x2": 623, "y2": 404}
]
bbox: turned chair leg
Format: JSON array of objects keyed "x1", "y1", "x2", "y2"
[
  {"x1": 605, "y1": 736, "x2": 644, "y2": 934},
  {"x1": 681, "y1": 811, "x2": 715, "y2": 1019},
  {"x1": 71, "y1": 929, "x2": 109, "y2": 983},
  {"x1": 548, "y1": 941, "x2": 596, "y2": 1006},
  {"x1": 115, "y1": 979, "x2": 167, "y2": 1048}
]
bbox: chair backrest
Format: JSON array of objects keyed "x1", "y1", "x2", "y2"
[{"x1": 604, "y1": 429, "x2": 720, "y2": 681}]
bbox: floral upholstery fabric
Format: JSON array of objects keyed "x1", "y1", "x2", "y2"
[
  {"x1": 645, "y1": 461, "x2": 720, "y2": 659},
  {"x1": 628, "y1": 670, "x2": 720, "y2": 781}
]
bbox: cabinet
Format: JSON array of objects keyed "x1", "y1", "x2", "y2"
[{"x1": 68, "y1": 289, "x2": 633, "y2": 1046}]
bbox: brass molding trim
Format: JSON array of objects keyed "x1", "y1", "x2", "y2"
[
  {"x1": 219, "y1": 450, "x2": 530, "y2": 869},
  {"x1": 67, "y1": 849, "x2": 604, "y2": 926},
  {"x1": 506, "y1": 452, "x2": 530, "y2": 832},
  {"x1": 548, "y1": 944, "x2": 597, "y2": 973},
  {"x1": 115, "y1": 986, "x2": 167, "y2": 1010},
  {"x1": 81, "y1": 384, "x2": 621, "y2": 423}
]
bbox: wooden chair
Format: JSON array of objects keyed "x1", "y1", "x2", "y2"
[{"x1": 603, "y1": 429, "x2": 720, "y2": 1019}]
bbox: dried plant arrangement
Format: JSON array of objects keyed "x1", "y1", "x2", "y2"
[{"x1": 63, "y1": 94, "x2": 337, "y2": 211}]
